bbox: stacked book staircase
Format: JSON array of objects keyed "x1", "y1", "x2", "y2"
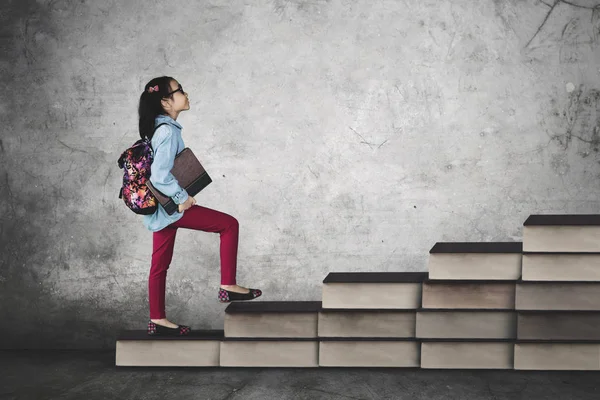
[{"x1": 116, "y1": 214, "x2": 600, "y2": 369}]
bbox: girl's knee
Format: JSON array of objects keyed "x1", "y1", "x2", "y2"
[{"x1": 222, "y1": 215, "x2": 240, "y2": 230}]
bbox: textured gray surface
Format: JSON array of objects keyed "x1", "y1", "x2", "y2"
[
  {"x1": 2, "y1": 0, "x2": 600, "y2": 349},
  {"x1": 2, "y1": 350, "x2": 600, "y2": 399}
]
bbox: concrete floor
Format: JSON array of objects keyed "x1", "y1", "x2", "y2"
[{"x1": 1, "y1": 350, "x2": 598, "y2": 400}]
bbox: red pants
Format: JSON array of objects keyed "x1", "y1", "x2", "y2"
[{"x1": 149, "y1": 205, "x2": 238, "y2": 319}]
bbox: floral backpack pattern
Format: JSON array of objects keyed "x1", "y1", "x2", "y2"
[{"x1": 117, "y1": 123, "x2": 168, "y2": 215}]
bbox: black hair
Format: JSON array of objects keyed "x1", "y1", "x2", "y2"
[{"x1": 138, "y1": 76, "x2": 176, "y2": 140}]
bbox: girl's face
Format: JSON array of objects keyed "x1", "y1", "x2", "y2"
[{"x1": 162, "y1": 79, "x2": 190, "y2": 115}]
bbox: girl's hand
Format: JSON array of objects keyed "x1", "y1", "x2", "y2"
[{"x1": 178, "y1": 196, "x2": 196, "y2": 213}]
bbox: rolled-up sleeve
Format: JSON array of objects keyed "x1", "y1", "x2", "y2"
[{"x1": 149, "y1": 126, "x2": 189, "y2": 205}]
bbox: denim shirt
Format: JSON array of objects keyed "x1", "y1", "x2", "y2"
[{"x1": 142, "y1": 114, "x2": 190, "y2": 232}]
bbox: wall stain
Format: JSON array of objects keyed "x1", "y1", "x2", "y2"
[
  {"x1": 523, "y1": 0, "x2": 600, "y2": 50},
  {"x1": 561, "y1": 86, "x2": 600, "y2": 154},
  {"x1": 273, "y1": 0, "x2": 330, "y2": 18}
]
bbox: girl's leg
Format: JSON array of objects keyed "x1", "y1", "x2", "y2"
[
  {"x1": 171, "y1": 204, "x2": 238, "y2": 285},
  {"x1": 149, "y1": 225, "x2": 178, "y2": 319}
]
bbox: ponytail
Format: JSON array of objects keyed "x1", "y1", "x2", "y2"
[{"x1": 138, "y1": 76, "x2": 175, "y2": 140}]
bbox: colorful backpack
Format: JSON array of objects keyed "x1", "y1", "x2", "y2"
[{"x1": 117, "y1": 123, "x2": 168, "y2": 215}]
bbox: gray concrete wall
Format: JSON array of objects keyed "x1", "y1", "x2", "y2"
[{"x1": 1, "y1": 0, "x2": 599, "y2": 349}]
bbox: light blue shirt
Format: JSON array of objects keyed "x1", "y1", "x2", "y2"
[{"x1": 142, "y1": 114, "x2": 190, "y2": 232}]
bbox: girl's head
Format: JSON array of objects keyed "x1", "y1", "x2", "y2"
[{"x1": 138, "y1": 76, "x2": 189, "y2": 140}]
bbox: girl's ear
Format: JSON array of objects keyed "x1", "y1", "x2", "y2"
[{"x1": 160, "y1": 97, "x2": 171, "y2": 111}]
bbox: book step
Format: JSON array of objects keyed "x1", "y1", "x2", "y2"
[
  {"x1": 423, "y1": 339, "x2": 600, "y2": 370},
  {"x1": 115, "y1": 330, "x2": 224, "y2": 367},
  {"x1": 523, "y1": 214, "x2": 600, "y2": 252},
  {"x1": 516, "y1": 281, "x2": 600, "y2": 310},
  {"x1": 422, "y1": 280, "x2": 516, "y2": 309},
  {"x1": 319, "y1": 338, "x2": 420, "y2": 367},
  {"x1": 522, "y1": 253, "x2": 600, "y2": 281},
  {"x1": 428, "y1": 242, "x2": 522, "y2": 280},
  {"x1": 416, "y1": 309, "x2": 517, "y2": 339},
  {"x1": 116, "y1": 331, "x2": 600, "y2": 369},
  {"x1": 514, "y1": 341, "x2": 600, "y2": 370},
  {"x1": 224, "y1": 301, "x2": 321, "y2": 338},
  {"x1": 220, "y1": 338, "x2": 319, "y2": 367},
  {"x1": 318, "y1": 310, "x2": 416, "y2": 338},
  {"x1": 322, "y1": 272, "x2": 427, "y2": 309},
  {"x1": 420, "y1": 340, "x2": 514, "y2": 369},
  {"x1": 517, "y1": 311, "x2": 600, "y2": 340},
  {"x1": 225, "y1": 300, "x2": 600, "y2": 339},
  {"x1": 225, "y1": 301, "x2": 419, "y2": 338}
]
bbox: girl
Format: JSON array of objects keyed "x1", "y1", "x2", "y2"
[{"x1": 138, "y1": 76, "x2": 262, "y2": 336}]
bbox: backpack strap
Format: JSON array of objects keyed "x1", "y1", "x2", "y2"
[
  {"x1": 144, "y1": 122, "x2": 172, "y2": 144},
  {"x1": 154, "y1": 122, "x2": 170, "y2": 131}
]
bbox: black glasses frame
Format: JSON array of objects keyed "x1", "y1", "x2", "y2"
[{"x1": 167, "y1": 84, "x2": 185, "y2": 96}]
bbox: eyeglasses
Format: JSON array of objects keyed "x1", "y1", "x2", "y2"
[{"x1": 167, "y1": 84, "x2": 185, "y2": 96}]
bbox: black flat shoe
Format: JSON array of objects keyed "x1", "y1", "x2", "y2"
[
  {"x1": 147, "y1": 320, "x2": 191, "y2": 336},
  {"x1": 218, "y1": 288, "x2": 262, "y2": 303}
]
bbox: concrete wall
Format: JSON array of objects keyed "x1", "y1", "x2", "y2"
[{"x1": 1, "y1": 0, "x2": 599, "y2": 349}]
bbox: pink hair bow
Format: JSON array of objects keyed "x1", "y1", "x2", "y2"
[{"x1": 148, "y1": 85, "x2": 159, "y2": 93}]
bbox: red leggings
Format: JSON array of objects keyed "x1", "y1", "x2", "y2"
[{"x1": 149, "y1": 205, "x2": 238, "y2": 319}]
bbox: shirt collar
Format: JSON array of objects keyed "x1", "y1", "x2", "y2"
[{"x1": 155, "y1": 114, "x2": 183, "y2": 130}]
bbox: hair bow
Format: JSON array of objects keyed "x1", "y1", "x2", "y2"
[{"x1": 148, "y1": 85, "x2": 159, "y2": 93}]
